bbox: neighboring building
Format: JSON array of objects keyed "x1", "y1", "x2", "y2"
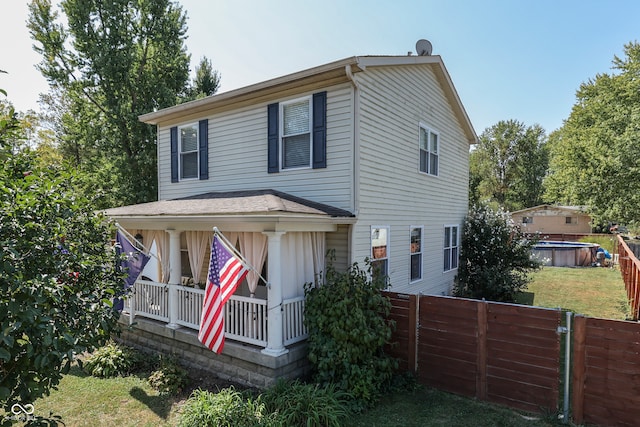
[
  {"x1": 511, "y1": 205, "x2": 592, "y2": 237},
  {"x1": 105, "y1": 51, "x2": 477, "y2": 387}
]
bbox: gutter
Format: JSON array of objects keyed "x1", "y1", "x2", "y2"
[{"x1": 346, "y1": 63, "x2": 362, "y2": 266}]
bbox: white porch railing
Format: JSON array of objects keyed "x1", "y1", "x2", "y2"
[
  {"x1": 283, "y1": 296, "x2": 308, "y2": 345},
  {"x1": 126, "y1": 280, "x2": 169, "y2": 322},
  {"x1": 125, "y1": 280, "x2": 307, "y2": 349},
  {"x1": 175, "y1": 285, "x2": 204, "y2": 330}
]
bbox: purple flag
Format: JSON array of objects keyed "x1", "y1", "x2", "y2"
[{"x1": 114, "y1": 230, "x2": 150, "y2": 311}]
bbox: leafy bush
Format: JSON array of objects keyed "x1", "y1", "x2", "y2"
[
  {"x1": 261, "y1": 379, "x2": 350, "y2": 426},
  {"x1": 177, "y1": 387, "x2": 274, "y2": 427},
  {"x1": 454, "y1": 204, "x2": 542, "y2": 302},
  {"x1": 84, "y1": 341, "x2": 141, "y2": 378},
  {"x1": 148, "y1": 355, "x2": 189, "y2": 395},
  {"x1": 304, "y1": 259, "x2": 397, "y2": 408}
]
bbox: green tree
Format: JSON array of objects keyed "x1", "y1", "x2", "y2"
[
  {"x1": 453, "y1": 204, "x2": 541, "y2": 303},
  {"x1": 28, "y1": 0, "x2": 191, "y2": 206},
  {"x1": 545, "y1": 41, "x2": 640, "y2": 226},
  {"x1": 470, "y1": 120, "x2": 548, "y2": 212},
  {"x1": 187, "y1": 56, "x2": 221, "y2": 100},
  {"x1": 0, "y1": 94, "x2": 124, "y2": 411}
]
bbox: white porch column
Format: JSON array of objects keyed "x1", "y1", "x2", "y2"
[
  {"x1": 166, "y1": 229, "x2": 182, "y2": 329},
  {"x1": 262, "y1": 231, "x2": 288, "y2": 356}
]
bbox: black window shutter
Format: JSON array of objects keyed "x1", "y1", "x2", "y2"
[
  {"x1": 199, "y1": 119, "x2": 208, "y2": 180},
  {"x1": 170, "y1": 126, "x2": 178, "y2": 182},
  {"x1": 267, "y1": 103, "x2": 279, "y2": 173},
  {"x1": 312, "y1": 91, "x2": 327, "y2": 169}
]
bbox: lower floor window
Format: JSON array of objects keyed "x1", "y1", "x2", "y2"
[
  {"x1": 444, "y1": 225, "x2": 459, "y2": 272},
  {"x1": 410, "y1": 226, "x2": 423, "y2": 282},
  {"x1": 371, "y1": 226, "x2": 389, "y2": 282}
]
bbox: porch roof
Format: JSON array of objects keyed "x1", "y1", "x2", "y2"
[{"x1": 104, "y1": 189, "x2": 355, "y2": 220}]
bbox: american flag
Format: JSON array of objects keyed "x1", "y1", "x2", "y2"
[{"x1": 198, "y1": 235, "x2": 249, "y2": 354}]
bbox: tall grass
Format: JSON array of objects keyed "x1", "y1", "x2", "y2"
[
  {"x1": 177, "y1": 388, "x2": 272, "y2": 427},
  {"x1": 261, "y1": 380, "x2": 351, "y2": 427},
  {"x1": 578, "y1": 234, "x2": 616, "y2": 253}
]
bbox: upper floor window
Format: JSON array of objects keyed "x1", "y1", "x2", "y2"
[
  {"x1": 170, "y1": 119, "x2": 208, "y2": 182},
  {"x1": 444, "y1": 225, "x2": 459, "y2": 272},
  {"x1": 179, "y1": 123, "x2": 199, "y2": 179},
  {"x1": 419, "y1": 124, "x2": 439, "y2": 176},
  {"x1": 410, "y1": 226, "x2": 423, "y2": 282},
  {"x1": 522, "y1": 216, "x2": 533, "y2": 224},
  {"x1": 371, "y1": 226, "x2": 389, "y2": 282},
  {"x1": 566, "y1": 216, "x2": 576, "y2": 224},
  {"x1": 281, "y1": 97, "x2": 312, "y2": 169},
  {"x1": 267, "y1": 92, "x2": 327, "y2": 173}
]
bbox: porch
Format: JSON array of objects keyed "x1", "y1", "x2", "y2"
[
  {"x1": 104, "y1": 190, "x2": 355, "y2": 386},
  {"x1": 122, "y1": 279, "x2": 308, "y2": 349}
]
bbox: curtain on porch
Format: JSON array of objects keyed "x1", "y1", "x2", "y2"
[
  {"x1": 185, "y1": 231, "x2": 211, "y2": 285},
  {"x1": 142, "y1": 230, "x2": 169, "y2": 283},
  {"x1": 281, "y1": 232, "x2": 325, "y2": 296},
  {"x1": 238, "y1": 232, "x2": 268, "y2": 297}
]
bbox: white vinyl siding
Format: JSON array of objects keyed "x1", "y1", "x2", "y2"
[
  {"x1": 351, "y1": 63, "x2": 470, "y2": 295},
  {"x1": 326, "y1": 224, "x2": 350, "y2": 273},
  {"x1": 157, "y1": 84, "x2": 354, "y2": 211},
  {"x1": 154, "y1": 61, "x2": 471, "y2": 296}
]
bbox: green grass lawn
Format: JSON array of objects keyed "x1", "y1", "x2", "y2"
[
  {"x1": 11, "y1": 366, "x2": 183, "y2": 427},
  {"x1": 7, "y1": 369, "x2": 561, "y2": 427},
  {"x1": 517, "y1": 266, "x2": 630, "y2": 319}
]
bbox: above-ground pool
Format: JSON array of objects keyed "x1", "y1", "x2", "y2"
[{"x1": 532, "y1": 241, "x2": 599, "y2": 267}]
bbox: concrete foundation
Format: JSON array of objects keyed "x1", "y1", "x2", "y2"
[{"x1": 117, "y1": 316, "x2": 310, "y2": 389}]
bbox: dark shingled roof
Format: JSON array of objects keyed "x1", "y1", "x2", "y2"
[{"x1": 104, "y1": 189, "x2": 354, "y2": 218}]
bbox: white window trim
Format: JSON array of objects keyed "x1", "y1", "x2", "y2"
[
  {"x1": 443, "y1": 224, "x2": 459, "y2": 273},
  {"x1": 418, "y1": 122, "x2": 439, "y2": 177},
  {"x1": 178, "y1": 122, "x2": 199, "y2": 181},
  {"x1": 410, "y1": 225, "x2": 423, "y2": 284},
  {"x1": 371, "y1": 225, "x2": 390, "y2": 278},
  {"x1": 280, "y1": 95, "x2": 312, "y2": 171}
]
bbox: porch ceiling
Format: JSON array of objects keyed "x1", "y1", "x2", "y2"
[{"x1": 103, "y1": 189, "x2": 356, "y2": 231}]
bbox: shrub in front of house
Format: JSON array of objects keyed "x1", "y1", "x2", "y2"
[
  {"x1": 148, "y1": 354, "x2": 189, "y2": 395},
  {"x1": 304, "y1": 258, "x2": 397, "y2": 410},
  {"x1": 261, "y1": 379, "x2": 351, "y2": 427},
  {"x1": 454, "y1": 204, "x2": 542, "y2": 302},
  {"x1": 83, "y1": 341, "x2": 143, "y2": 378},
  {"x1": 177, "y1": 387, "x2": 275, "y2": 427}
]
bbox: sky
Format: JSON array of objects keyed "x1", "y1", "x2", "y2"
[{"x1": 2, "y1": 0, "x2": 639, "y2": 135}]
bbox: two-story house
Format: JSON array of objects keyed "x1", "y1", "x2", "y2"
[{"x1": 106, "y1": 51, "x2": 477, "y2": 387}]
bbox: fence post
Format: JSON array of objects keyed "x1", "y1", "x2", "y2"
[
  {"x1": 476, "y1": 299, "x2": 488, "y2": 401},
  {"x1": 571, "y1": 315, "x2": 587, "y2": 426},
  {"x1": 409, "y1": 294, "x2": 418, "y2": 373}
]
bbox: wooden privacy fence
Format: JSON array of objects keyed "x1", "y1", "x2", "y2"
[
  {"x1": 384, "y1": 292, "x2": 562, "y2": 414},
  {"x1": 386, "y1": 291, "x2": 640, "y2": 426},
  {"x1": 572, "y1": 316, "x2": 640, "y2": 427},
  {"x1": 617, "y1": 234, "x2": 640, "y2": 320}
]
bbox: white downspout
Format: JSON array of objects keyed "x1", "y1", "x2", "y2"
[{"x1": 346, "y1": 64, "x2": 361, "y2": 265}]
